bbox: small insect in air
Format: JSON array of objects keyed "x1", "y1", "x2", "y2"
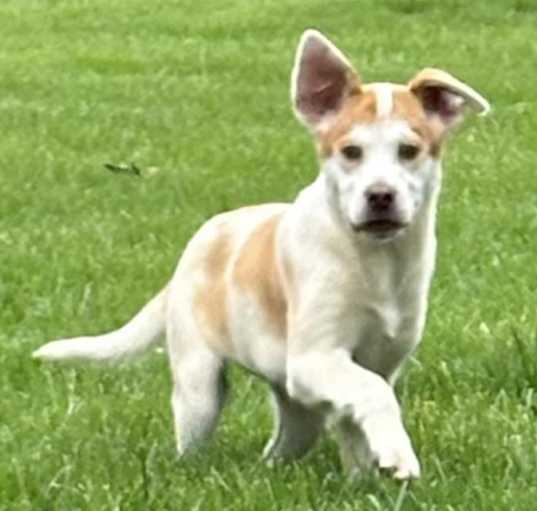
[{"x1": 104, "y1": 162, "x2": 142, "y2": 177}]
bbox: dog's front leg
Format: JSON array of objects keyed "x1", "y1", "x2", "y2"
[{"x1": 286, "y1": 349, "x2": 420, "y2": 479}]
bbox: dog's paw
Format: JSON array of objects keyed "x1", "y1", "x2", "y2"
[
  {"x1": 361, "y1": 415, "x2": 420, "y2": 480},
  {"x1": 375, "y1": 442, "x2": 420, "y2": 480}
]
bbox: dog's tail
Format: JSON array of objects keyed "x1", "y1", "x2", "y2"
[{"x1": 32, "y1": 287, "x2": 168, "y2": 362}]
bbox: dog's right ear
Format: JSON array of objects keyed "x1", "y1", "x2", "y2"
[{"x1": 291, "y1": 30, "x2": 361, "y2": 130}]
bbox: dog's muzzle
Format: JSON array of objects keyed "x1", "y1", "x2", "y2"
[{"x1": 351, "y1": 184, "x2": 408, "y2": 237}]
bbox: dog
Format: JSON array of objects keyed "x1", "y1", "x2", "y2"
[{"x1": 33, "y1": 30, "x2": 489, "y2": 480}]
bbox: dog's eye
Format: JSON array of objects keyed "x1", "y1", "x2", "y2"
[
  {"x1": 341, "y1": 145, "x2": 363, "y2": 161},
  {"x1": 398, "y1": 143, "x2": 421, "y2": 161}
]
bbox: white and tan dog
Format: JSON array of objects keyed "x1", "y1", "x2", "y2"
[{"x1": 33, "y1": 30, "x2": 489, "y2": 480}]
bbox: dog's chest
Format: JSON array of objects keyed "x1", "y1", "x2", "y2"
[
  {"x1": 346, "y1": 264, "x2": 428, "y2": 379},
  {"x1": 351, "y1": 299, "x2": 418, "y2": 377}
]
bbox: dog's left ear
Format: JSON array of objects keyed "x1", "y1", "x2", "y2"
[
  {"x1": 408, "y1": 68, "x2": 490, "y2": 133},
  {"x1": 291, "y1": 30, "x2": 360, "y2": 130}
]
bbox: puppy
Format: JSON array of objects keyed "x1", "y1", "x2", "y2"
[{"x1": 34, "y1": 30, "x2": 489, "y2": 479}]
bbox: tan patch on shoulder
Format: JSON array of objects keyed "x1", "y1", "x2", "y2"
[
  {"x1": 233, "y1": 213, "x2": 287, "y2": 338},
  {"x1": 392, "y1": 89, "x2": 444, "y2": 158},
  {"x1": 317, "y1": 90, "x2": 377, "y2": 158},
  {"x1": 194, "y1": 226, "x2": 233, "y2": 350}
]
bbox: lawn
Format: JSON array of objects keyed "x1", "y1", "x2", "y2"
[{"x1": 2, "y1": 0, "x2": 537, "y2": 509}]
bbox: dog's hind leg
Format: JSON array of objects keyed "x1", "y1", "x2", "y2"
[
  {"x1": 167, "y1": 312, "x2": 228, "y2": 455},
  {"x1": 169, "y1": 347, "x2": 227, "y2": 455},
  {"x1": 263, "y1": 385, "x2": 325, "y2": 461}
]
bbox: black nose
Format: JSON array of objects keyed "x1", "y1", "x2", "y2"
[{"x1": 365, "y1": 185, "x2": 395, "y2": 212}]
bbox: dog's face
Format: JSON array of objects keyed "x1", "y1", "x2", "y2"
[
  {"x1": 292, "y1": 31, "x2": 489, "y2": 241},
  {"x1": 319, "y1": 90, "x2": 439, "y2": 241}
]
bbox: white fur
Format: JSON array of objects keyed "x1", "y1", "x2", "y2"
[
  {"x1": 368, "y1": 83, "x2": 394, "y2": 119},
  {"x1": 33, "y1": 30, "x2": 488, "y2": 481},
  {"x1": 326, "y1": 120, "x2": 437, "y2": 233}
]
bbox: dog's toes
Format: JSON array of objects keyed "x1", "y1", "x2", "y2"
[
  {"x1": 377, "y1": 453, "x2": 420, "y2": 480},
  {"x1": 365, "y1": 421, "x2": 421, "y2": 481},
  {"x1": 393, "y1": 457, "x2": 421, "y2": 480}
]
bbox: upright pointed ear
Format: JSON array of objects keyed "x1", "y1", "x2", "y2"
[
  {"x1": 408, "y1": 68, "x2": 490, "y2": 133},
  {"x1": 291, "y1": 30, "x2": 361, "y2": 130}
]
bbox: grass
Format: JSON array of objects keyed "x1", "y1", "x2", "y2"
[{"x1": 2, "y1": 0, "x2": 537, "y2": 509}]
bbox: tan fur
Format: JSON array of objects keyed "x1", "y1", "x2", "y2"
[
  {"x1": 317, "y1": 85, "x2": 445, "y2": 160},
  {"x1": 317, "y1": 90, "x2": 377, "y2": 157},
  {"x1": 194, "y1": 226, "x2": 233, "y2": 351},
  {"x1": 392, "y1": 89, "x2": 444, "y2": 158},
  {"x1": 234, "y1": 213, "x2": 287, "y2": 338},
  {"x1": 317, "y1": 86, "x2": 446, "y2": 159}
]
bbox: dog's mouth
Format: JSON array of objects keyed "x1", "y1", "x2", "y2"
[{"x1": 351, "y1": 219, "x2": 408, "y2": 235}]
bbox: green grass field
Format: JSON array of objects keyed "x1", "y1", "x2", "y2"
[{"x1": 3, "y1": 0, "x2": 537, "y2": 509}]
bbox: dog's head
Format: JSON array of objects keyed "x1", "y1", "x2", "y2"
[{"x1": 291, "y1": 30, "x2": 489, "y2": 241}]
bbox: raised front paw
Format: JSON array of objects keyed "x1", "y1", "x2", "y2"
[{"x1": 361, "y1": 414, "x2": 421, "y2": 480}]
